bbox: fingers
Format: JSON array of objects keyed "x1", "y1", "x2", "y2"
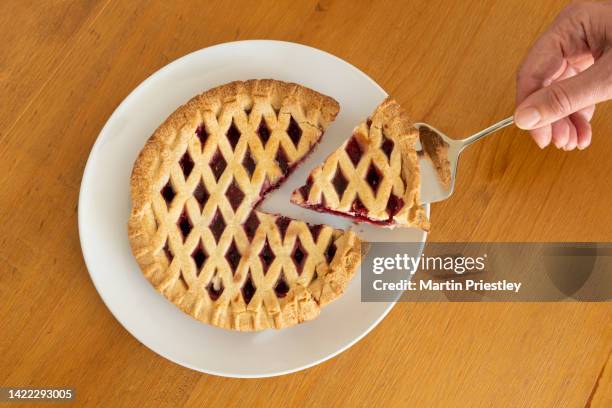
[
  {"x1": 564, "y1": 118, "x2": 577, "y2": 151},
  {"x1": 530, "y1": 109, "x2": 594, "y2": 150},
  {"x1": 570, "y1": 112, "x2": 592, "y2": 150},
  {"x1": 514, "y1": 54, "x2": 612, "y2": 130},
  {"x1": 529, "y1": 125, "x2": 552, "y2": 149},
  {"x1": 551, "y1": 119, "x2": 570, "y2": 148}
]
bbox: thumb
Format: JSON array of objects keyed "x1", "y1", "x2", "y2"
[{"x1": 514, "y1": 54, "x2": 612, "y2": 130}]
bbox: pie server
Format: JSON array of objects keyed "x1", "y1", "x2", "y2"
[{"x1": 416, "y1": 116, "x2": 515, "y2": 204}]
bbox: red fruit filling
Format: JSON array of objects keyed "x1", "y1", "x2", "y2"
[
  {"x1": 365, "y1": 163, "x2": 382, "y2": 194},
  {"x1": 275, "y1": 216, "x2": 291, "y2": 240},
  {"x1": 275, "y1": 147, "x2": 290, "y2": 174},
  {"x1": 163, "y1": 241, "x2": 173, "y2": 262},
  {"x1": 226, "y1": 119, "x2": 241, "y2": 150},
  {"x1": 193, "y1": 179, "x2": 209, "y2": 210},
  {"x1": 274, "y1": 273, "x2": 290, "y2": 298},
  {"x1": 179, "y1": 151, "x2": 194, "y2": 179},
  {"x1": 298, "y1": 175, "x2": 314, "y2": 200},
  {"x1": 242, "y1": 272, "x2": 256, "y2": 304},
  {"x1": 351, "y1": 197, "x2": 368, "y2": 216},
  {"x1": 226, "y1": 178, "x2": 245, "y2": 211},
  {"x1": 225, "y1": 240, "x2": 241, "y2": 273},
  {"x1": 332, "y1": 168, "x2": 348, "y2": 197},
  {"x1": 291, "y1": 238, "x2": 307, "y2": 275},
  {"x1": 196, "y1": 123, "x2": 209, "y2": 148},
  {"x1": 287, "y1": 116, "x2": 302, "y2": 148},
  {"x1": 345, "y1": 136, "x2": 362, "y2": 166},
  {"x1": 303, "y1": 199, "x2": 402, "y2": 226},
  {"x1": 386, "y1": 193, "x2": 404, "y2": 218},
  {"x1": 210, "y1": 149, "x2": 227, "y2": 181},
  {"x1": 381, "y1": 138, "x2": 394, "y2": 160},
  {"x1": 308, "y1": 224, "x2": 322, "y2": 242},
  {"x1": 192, "y1": 240, "x2": 207, "y2": 276},
  {"x1": 209, "y1": 209, "x2": 226, "y2": 243},
  {"x1": 243, "y1": 211, "x2": 260, "y2": 241},
  {"x1": 325, "y1": 241, "x2": 337, "y2": 263},
  {"x1": 242, "y1": 148, "x2": 256, "y2": 179},
  {"x1": 161, "y1": 181, "x2": 175, "y2": 207},
  {"x1": 206, "y1": 278, "x2": 224, "y2": 301},
  {"x1": 259, "y1": 238, "x2": 275, "y2": 275},
  {"x1": 257, "y1": 118, "x2": 271, "y2": 145},
  {"x1": 177, "y1": 209, "x2": 192, "y2": 241}
]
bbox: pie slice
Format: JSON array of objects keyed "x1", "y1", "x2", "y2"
[
  {"x1": 128, "y1": 80, "x2": 363, "y2": 331},
  {"x1": 291, "y1": 98, "x2": 429, "y2": 230}
]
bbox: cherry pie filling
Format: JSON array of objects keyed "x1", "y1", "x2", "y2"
[
  {"x1": 241, "y1": 272, "x2": 256, "y2": 304},
  {"x1": 381, "y1": 138, "x2": 394, "y2": 160},
  {"x1": 161, "y1": 181, "x2": 176, "y2": 208},
  {"x1": 305, "y1": 204, "x2": 399, "y2": 226},
  {"x1": 345, "y1": 136, "x2": 362, "y2": 167},
  {"x1": 209, "y1": 209, "x2": 226, "y2": 243},
  {"x1": 259, "y1": 238, "x2": 275, "y2": 274},
  {"x1": 179, "y1": 151, "x2": 194, "y2": 178},
  {"x1": 291, "y1": 238, "x2": 307, "y2": 275},
  {"x1": 177, "y1": 209, "x2": 193, "y2": 240},
  {"x1": 226, "y1": 179, "x2": 245, "y2": 211},
  {"x1": 274, "y1": 273, "x2": 290, "y2": 298},
  {"x1": 225, "y1": 240, "x2": 241, "y2": 273},
  {"x1": 206, "y1": 278, "x2": 224, "y2": 301},
  {"x1": 243, "y1": 211, "x2": 260, "y2": 241},
  {"x1": 193, "y1": 179, "x2": 209, "y2": 210},
  {"x1": 192, "y1": 240, "x2": 207, "y2": 275},
  {"x1": 209, "y1": 149, "x2": 227, "y2": 181},
  {"x1": 196, "y1": 123, "x2": 209, "y2": 148}
]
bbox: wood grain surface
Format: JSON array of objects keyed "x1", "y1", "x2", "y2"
[{"x1": 1, "y1": 0, "x2": 611, "y2": 406}]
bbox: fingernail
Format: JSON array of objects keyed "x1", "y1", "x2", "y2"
[
  {"x1": 515, "y1": 107, "x2": 541, "y2": 129},
  {"x1": 535, "y1": 138, "x2": 548, "y2": 149}
]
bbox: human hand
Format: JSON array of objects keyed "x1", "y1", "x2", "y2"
[{"x1": 514, "y1": 1, "x2": 612, "y2": 150}]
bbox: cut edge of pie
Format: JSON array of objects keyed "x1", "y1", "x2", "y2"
[
  {"x1": 128, "y1": 79, "x2": 365, "y2": 331},
  {"x1": 291, "y1": 97, "x2": 430, "y2": 230}
]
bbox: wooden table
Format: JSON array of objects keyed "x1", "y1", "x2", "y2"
[{"x1": 1, "y1": 0, "x2": 610, "y2": 406}]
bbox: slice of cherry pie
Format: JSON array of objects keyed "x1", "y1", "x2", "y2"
[
  {"x1": 128, "y1": 80, "x2": 363, "y2": 331},
  {"x1": 291, "y1": 98, "x2": 430, "y2": 230}
]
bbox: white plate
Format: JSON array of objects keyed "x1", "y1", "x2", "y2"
[{"x1": 78, "y1": 40, "x2": 428, "y2": 378}]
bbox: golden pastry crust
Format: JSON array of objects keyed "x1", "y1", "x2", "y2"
[
  {"x1": 128, "y1": 79, "x2": 363, "y2": 331},
  {"x1": 291, "y1": 97, "x2": 429, "y2": 230}
]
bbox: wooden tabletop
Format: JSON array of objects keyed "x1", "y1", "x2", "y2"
[{"x1": 1, "y1": 0, "x2": 610, "y2": 406}]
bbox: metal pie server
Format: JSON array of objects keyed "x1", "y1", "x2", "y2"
[{"x1": 416, "y1": 116, "x2": 515, "y2": 204}]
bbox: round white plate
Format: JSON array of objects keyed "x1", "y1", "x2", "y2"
[{"x1": 78, "y1": 40, "x2": 428, "y2": 378}]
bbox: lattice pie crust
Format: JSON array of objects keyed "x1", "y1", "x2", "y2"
[
  {"x1": 128, "y1": 80, "x2": 362, "y2": 331},
  {"x1": 291, "y1": 98, "x2": 430, "y2": 230}
]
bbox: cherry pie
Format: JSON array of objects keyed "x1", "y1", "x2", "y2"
[
  {"x1": 128, "y1": 80, "x2": 363, "y2": 331},
  {"x1": 291, "y1": 98, "x2": 429, "y2": 230}
]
